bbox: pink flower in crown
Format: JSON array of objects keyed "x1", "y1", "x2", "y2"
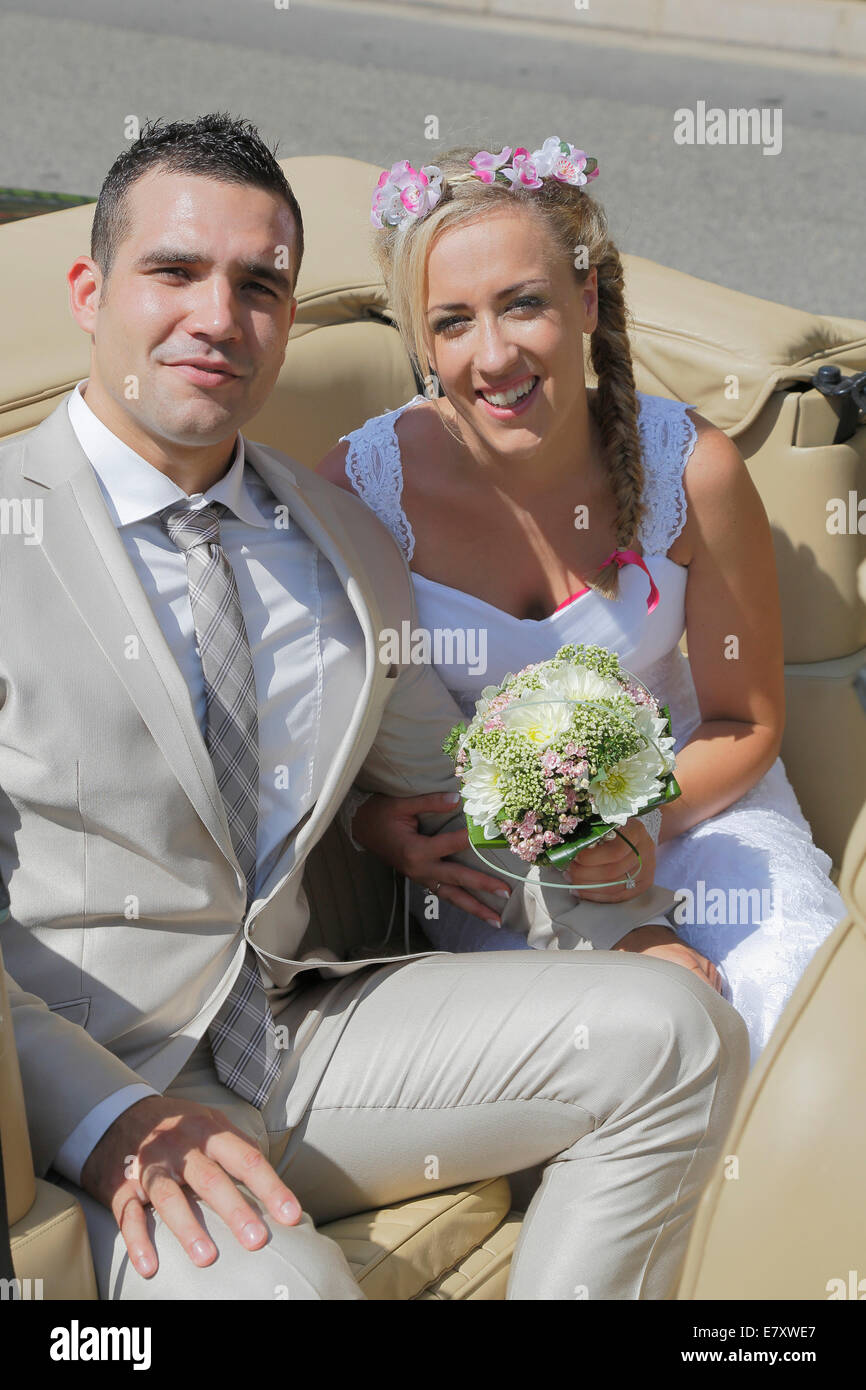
[
  {"x1": 370, "y1": 160, "x2": 443, "y2": 228},
  {"x1": 530, "y1": 137, "x2": 599, "y2": 188},
  {"x1": 500, "y1": 148, "x2": 543, "y2": 190},
  {"x1": 469, "y1": 146, "x2": 513, "y2": 183}
]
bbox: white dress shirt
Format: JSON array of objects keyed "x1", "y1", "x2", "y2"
[{"x1": 53, "y1": 382, "x2": 366, "y2": 1183}]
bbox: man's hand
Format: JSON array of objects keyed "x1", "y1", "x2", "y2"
[
  {"x1": 612, "y1": 922, "x2": 723, "y2": 993},
  {"x1": 566, "y1": 816, "x2": 656, "y2": 902},
  {"x1": 80, "y1": 1095, "x2": 302, "y2": 1279},
  {"x1": 352, "y1": 790, "x2": 511, "y2": 925}
]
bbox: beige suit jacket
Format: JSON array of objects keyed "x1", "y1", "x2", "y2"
[{"x1": 0, "y1": 399, "x2": 675, "y2": 1174}]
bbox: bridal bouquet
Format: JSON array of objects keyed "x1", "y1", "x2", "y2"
[{"x1": 442, "y1": 643, "x2": 681, "y2": 872}]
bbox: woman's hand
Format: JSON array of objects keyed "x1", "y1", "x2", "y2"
[
  {"x1": 351, "y1": 791, "x2": 511, "y2": 927},
  {"x1": 566, "y1": 816, "x2": 656, "y2": 902},
  {"x1": 612, "y1": 922, "x2": 723, "y2": 993}
]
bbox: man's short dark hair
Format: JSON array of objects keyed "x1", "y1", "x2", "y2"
[{"x1": 90, "y1": 112, "x2": 304, "y2": 286}]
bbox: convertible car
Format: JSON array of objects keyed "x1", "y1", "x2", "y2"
[{"x1": 1, "y1": 154, "x2": 865, "y2": 1300}]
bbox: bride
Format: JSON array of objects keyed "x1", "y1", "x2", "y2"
[{"x1": 317, "y1": 138, "x2": 847, "y2": 1066}]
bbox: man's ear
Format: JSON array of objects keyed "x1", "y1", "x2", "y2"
[{"x1": 68, "y1": 256, "x2": 104, "y2": 334}]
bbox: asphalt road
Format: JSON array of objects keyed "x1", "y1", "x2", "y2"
[{"x1": 0, "y1": 0, "x2": 863, "y2": 317}]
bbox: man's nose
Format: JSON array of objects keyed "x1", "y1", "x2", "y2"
[{"x1": 184, "y1": 277, "x2": 243, "y2": 340}]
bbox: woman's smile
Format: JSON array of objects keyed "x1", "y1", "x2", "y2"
[{"x1": 475, "y1": 373, "x2": 541, "y2": 419}]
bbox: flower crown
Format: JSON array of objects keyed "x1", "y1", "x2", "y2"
[{"x1": 370, "y1": 137, "x2": 599, "y2": 230}]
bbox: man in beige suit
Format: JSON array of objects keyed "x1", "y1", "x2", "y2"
[{"x1": 0, "y1": 115, "x2": 748, "y2": 1300}]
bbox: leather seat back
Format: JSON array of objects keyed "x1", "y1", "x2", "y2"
[{"x1": 677, "y1": 565, "x2": 866, "y2": 1298}]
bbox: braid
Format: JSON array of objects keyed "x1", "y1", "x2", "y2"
[{"x1": 587, "y1": 246, "x2": 645, "y2": 600}]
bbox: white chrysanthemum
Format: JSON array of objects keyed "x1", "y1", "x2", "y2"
[
  {"x1": 545, "y1": 663, "x2": 625, "y2": 711},
  {"x1": 498, "y1": 692, "x2": 574, "y2": 747},
  {"x1": 588, "y1": 744, "x2": 667, "y2": 826},
  {"x1": 633, "y1": 703, "x2": 676, "y2": 774},
  {"x1": 472, "y1": 684, "x2": 504, "y2": 723},
  {"x1": 461, "y1": 750, "x2": 506, "y2": 833}
]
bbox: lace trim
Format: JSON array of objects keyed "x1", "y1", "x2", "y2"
[
  {"x1": 341, "y1": 397, "x2": 426, "y2": 561},
  {"x1": 635, "y1": 392, "x2": 697, "y2": 557},
  {"x1": 341, "y1": 390, "x2": 698, "y2": 564}
]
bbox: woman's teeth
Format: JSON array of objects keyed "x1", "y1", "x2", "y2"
[{"x1": 480, "y1": 377, "x2": 537, "y2": 407}]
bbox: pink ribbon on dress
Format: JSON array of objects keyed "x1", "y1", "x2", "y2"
[
  {"x1": 553, "y1": 585, "x2": 590, "y2": 612},
  {"x1": 554, "y1": 550, "x2": 660, "y2": 615},
  {"x1": 601, "y1": 549, "x2": 660, "y2": 614}
]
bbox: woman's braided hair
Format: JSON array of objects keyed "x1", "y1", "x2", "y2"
[{"x1": 371, "y1": 145, "x2": 645, "y2": 599}]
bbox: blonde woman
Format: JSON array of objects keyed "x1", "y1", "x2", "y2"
[{"x1": 317, "y1": 139, "x2": 845, "y2": 1065}]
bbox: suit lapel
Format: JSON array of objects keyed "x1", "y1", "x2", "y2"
[
  {"x1": 20, "y1": 402, "x2": 385, "y2": 903},
  {"x1": 21, "y1": 403, "x2": 237, "y2": 867}
]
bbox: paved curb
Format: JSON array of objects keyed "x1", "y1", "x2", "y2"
[{"x1": 367, "y1": 0, "x2": 866, "y2": 63}]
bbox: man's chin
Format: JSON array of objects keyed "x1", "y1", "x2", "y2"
[{"x1": 147, "y1": 396, "x2": 251, "y2": 449}]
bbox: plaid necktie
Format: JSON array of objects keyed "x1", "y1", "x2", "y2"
[{"x1": 159, "y1": 501, "x2": 281, "y2": 1108}]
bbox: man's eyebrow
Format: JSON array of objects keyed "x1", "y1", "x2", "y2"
[
  {"x1": 132, "y1": 248, "x2": 293, "y2": 292},
  {"x1": 427, "y1": 278, "x2": 550, "y2": 315},
  {"x1": 238, "y1": 258, "x2": 293, "y2": 292},
  {"x1": 133, "y1": 249, "x2": 200, "y2": 269}
]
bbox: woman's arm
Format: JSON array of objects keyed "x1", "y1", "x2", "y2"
[
  {"x1": 658, "y1": 412, "x2": 786, "y2": 846},
  {"x1": 316, "y1": 440, "x2": 354, "y2": 491}
]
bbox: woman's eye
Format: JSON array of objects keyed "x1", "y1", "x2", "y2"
[
  {"x1": 434, "y1": 297, "x2": 545, "y2": 334},
  {"x1": 434, "y1": 315, "x2": 468, "y2": 334},
  {"x1": 508, "y1": 295, "x2": 544, "y2": 312}
]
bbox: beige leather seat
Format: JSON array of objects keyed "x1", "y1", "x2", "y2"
[
  {"x1": 0, "y1": 958, "x2": 98, "y2": 1299},
  {"x1": 676, "y1": 559, "x2": 866, "y2": 1298},
  {"x1": 1, "y1": 155, "x2": 864, "y2": 1299}
]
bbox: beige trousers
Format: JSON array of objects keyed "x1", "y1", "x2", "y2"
[{"x1": 65, "y1": 949, "x2": 749, "y2": 1300}]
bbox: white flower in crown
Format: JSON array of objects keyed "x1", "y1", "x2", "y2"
[
  {"x1": 370, "y1": 160, "x2": 444, "y2": 228},
  {"x1": 529, "y1": 136, "x2": 599, "y2": 188}
]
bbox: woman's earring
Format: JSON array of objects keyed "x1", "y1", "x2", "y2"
[{"x1": 423, "y1": 367, "x2": 440, "y2": 399}]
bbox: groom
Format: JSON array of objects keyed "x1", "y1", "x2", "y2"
[{"x1": 0, "y1": 115, "x2": 749, "y2": 1300}]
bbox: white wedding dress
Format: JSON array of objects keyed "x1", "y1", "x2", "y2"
[{"x1": 340, "y1": 390, "x2": 848, "y2": 1065}]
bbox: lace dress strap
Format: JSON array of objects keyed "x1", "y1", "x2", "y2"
[
  {"x1": 340, "y1": 396, "x2": 426, "y2": 561},
  {"x1": 341, "y1": 390, "x2": 697, "y2": 563},
  {"x1": 635, "y1": 391, "x2": 699, "y2": 557}
]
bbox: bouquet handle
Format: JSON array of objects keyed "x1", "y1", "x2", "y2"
[{"x1": 467, "y1": 822, "x2": 644, "y2": 891}]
